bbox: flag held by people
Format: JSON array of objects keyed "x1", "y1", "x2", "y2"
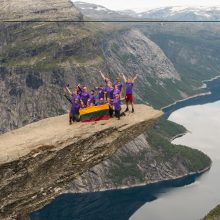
[{"x1": 80, "y1": 104, "x2": 110, "y2": 122}]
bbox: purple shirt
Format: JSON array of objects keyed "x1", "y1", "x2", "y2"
[
  {"x1": 114, "y1": 82, "x2": 123, "y2": 91},
  {"x1": 126, "y1": 82, "x2": 133, "y2": 95},
  {"x1": 89, "y1": 94, "x2": 96, "y2": 105},
  {"x1": 113, "y1": 89, "x2": 120, "y2": 98},
  {"x1": 80, "y1": 91, "x2": 90, "y2": 104},
  {"x1": 71, "y1": 102, "x2": 80, "y2": 115},
  {"x1": 113, "y1": 98, "x2": 121, "y2": 110},
  {"x1": 96, "y1": 87, "x2": 105, "y2": 99},
  {"x1": 72, "y1": 93, "x2": 80, "y2": 103},
  {"x1": 107, "y1": 87, "x2": 114, "y2": 99}
]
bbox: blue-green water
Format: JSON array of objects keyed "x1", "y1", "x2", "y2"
[{"x1": 31, "y1": 77, "x2": 220, "y2": 220}]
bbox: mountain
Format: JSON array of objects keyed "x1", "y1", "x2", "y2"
[
  {"x1": 1, "y1": 0, "x2": 83, "y2": 21},
  {"x1": 2, "y1": 1, "x2": 220, "y2": 134},
  {"x1": 1, "y1": 0, "x2": 193, "y2": 134},
  {"x1": 139, "y1": 6, "x2": 220, "y2": 21},
  {"x1": 74, "y1": 1, "x2": 137, "y2": 20},
  {"x1": 74, "y1": 2, "x2": 220, "y2": 21}
]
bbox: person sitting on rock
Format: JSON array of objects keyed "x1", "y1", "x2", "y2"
[
  {"x1": 69, "y1": 99, "x2": 81, "y2": 125},
  {"x1": 121, "y1": 73, "x2": 138, "y2": 113},
  {"x1": 96, "y1": 98, "x2": 105, "y2": 106},
  {"x1": 113, "y1": 94, "x2": 125, "y2": 120}
]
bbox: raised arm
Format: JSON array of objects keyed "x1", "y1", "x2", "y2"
[
  {"x1": 99, "y1": 70, "x2": 106, "y2": 81},
  {"x1": 65, "y1": 85, "x2": 72, "y2": 95},
  {"x1": 121, "y1": 73, "x2": 127, "y2": 83},
  {"x1": 132, "y1": 74, "x2": 138, "y2": 83}
]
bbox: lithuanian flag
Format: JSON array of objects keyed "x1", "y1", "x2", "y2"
[{"x1": 80, "y1": 104, "x2": 110, "y2": 122}]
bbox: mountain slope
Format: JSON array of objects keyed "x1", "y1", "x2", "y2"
[
  {"x1": 1, "y1": 0, "x2": 83, "y2": 20},
  {"x1": 140, "y1": 6, "x2": 220, "y2": 21},
  {"x1": 74, "y1": 1, "x2": 136, "y2": 20}
]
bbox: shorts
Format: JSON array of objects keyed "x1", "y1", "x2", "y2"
[{"x1": 125, "y1": 94, "x2": 133, "y2": 103}]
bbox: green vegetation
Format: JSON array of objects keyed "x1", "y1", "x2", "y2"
[
  {"x1": 203, "y1": 205, "x2": 220, "y2": 220},
  {"x1": 108, "y1": 118, "x2": 211, "y2": 185}
]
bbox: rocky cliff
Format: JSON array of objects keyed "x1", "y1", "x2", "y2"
[
  {"x1": 0, "y1": 21, "x2": 185, "y2": 134},
  {"x1": 69, "y1": 118, "x2": 211, "y2": 193},
  {"x1": 1, "y1": 0, "x2": 83, "y2": 21},
  {"x1": 0, "y1": 105, "x2": 162, "y2": 220}
]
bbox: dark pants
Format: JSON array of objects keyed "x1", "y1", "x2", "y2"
[
  {"x1": 109, "y1": 106, "x2": 114, "y2": 117},
  {"x1": 70, "y1": 113, "x2": 80, "y2": 123},
  {"x1": 115, "y1": 109, "x2": 121, "y2": 119}
]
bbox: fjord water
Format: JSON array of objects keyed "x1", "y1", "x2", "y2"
[
  {"x1": 131, "y1": 100, "x2": 220, "y2": 220},
  {"x1": 31, "y1": 78, "x2": 220, "y2": 220}
]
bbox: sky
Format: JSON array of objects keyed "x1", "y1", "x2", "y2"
[{"x1": 73, "y1": 0, "x2": 220, "y2": 11}]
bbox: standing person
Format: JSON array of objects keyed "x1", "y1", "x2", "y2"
[
  {"x1": 65, "y1": 84, "x2": 81, "y2": 103},
  {"x1": 88, "y1": 90, "x2": 96, "y2": 106},
  {"x1": 121, "y1": 73, "x2": 138, "y2": 113},
  {"x1": 80, "y1": 86, "x2": 90, "y2": 106},
  {"x1": 95, "y1": 85, "x2": 105, "y2": 100},
  {"x1": 106, "y1": 82, "x2": 114, "y2": 117},
  {"x1": 114, "y1": 77, "x2": 123, "y2": 93},
  {"x1": 69, "y1": 99, "x2": 81, "y2": 124},
  {"x1": 99, "y1": 70, "x2": 111, "y2": 100},
  {"x1": 113, "y1": 84, "x2": 121, "y2": 99}
]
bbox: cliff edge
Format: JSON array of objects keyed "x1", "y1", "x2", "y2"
[{"x1": 0, "y1": 104, "x2": 162, "y2": 220}]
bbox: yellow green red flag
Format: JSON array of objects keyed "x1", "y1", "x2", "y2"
[{"x1": 80, "y1": 104, "x2": 110, "y2": 122}]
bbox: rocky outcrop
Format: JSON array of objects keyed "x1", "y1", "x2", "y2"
[
  {"x1": 0, "y1": 105, "x2": 162, "y2": 220},
  {"x1": 69, "y1": 132, "x2": 209, "y2": 193},
  {"x1": 1, "y1": 0, "x2": 83, "y2": 21}
]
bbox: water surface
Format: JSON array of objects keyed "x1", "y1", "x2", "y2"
[
  {"x1": 31, "y1": 78, "x2": 220, "y2": 220},
  {"x1": 131, "y1": 101, "x2": 220, "y2": 220}
]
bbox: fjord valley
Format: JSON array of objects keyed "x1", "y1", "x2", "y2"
[{"x1": 0, "y1": 0, "x2": 220, "y2": 219}]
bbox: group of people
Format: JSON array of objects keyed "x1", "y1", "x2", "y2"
[{"x1": 64, "y1": 70, "x2": 138, "y2": 124}]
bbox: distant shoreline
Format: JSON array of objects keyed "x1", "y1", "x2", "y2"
[
  {"x1": 66, "y1": 164, "x2": 211, "y2": 195},
  {"x1": 161, "y1": 75, "x2": 220, "y2": 111}
]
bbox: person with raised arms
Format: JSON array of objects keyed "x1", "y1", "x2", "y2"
[
  {"x1": 121, "y1": 73, "x2": 138, "y2": 113},
  {"x1": 114, "y1": 77, "x2": 123, "y2": 93},
  {"x1": 99, "y1": 70, "x2": 111, "y2": 101}
]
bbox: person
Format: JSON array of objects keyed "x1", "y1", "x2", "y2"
[
  {"x1": 96, "y1": 98, "x2": 105, "y2": 106},
  {"x1": 88, "y1": 90, "x2": 96, "y2": 106},
  {"x1": 114, "y1": 77, "x2": 123, "y2": 93},
  {"x1": 106, "y1": 82, "x2": 114, "y2": 117},
  {"x1": 69, "y1": 99, "x2": 81, "y2": 124},
  {"x1": 113, "y1": 94, "x2": 125, "y2": 120},
  {"x1": 95, "y1": 85, "x2": 105, "y2": 100},
  {"x1": 80, "y1": 86, "x2": 90, "y2": 106},
  {"x1": 121, "y1": 73, "x2": 138, "y2": 113},
  {"x1": 99, "y1": 70, "x2": 111, "y2": 100},
  {"x1": 80, "y1": 99, "x2": 87, "y2": 109},
  {"x1": 65, "y1": 84, "x2": 81, "y2": 103},
  {"x1": 113, "y1": 84, "x2": 121, "y2": 99}
]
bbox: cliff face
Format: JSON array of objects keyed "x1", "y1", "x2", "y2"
[
  {"x1": 0, "y1": 24, "x2": 183, "y2": 134},
  {"x1": 0, "y1": 105, "x2": 162, "y2": 220},
  {"x1": 70, "y1": 134, "x2": 187, "y2": 192},
  {"x1": 1, "y1": 0, "x2": 83, "y2": 21}
]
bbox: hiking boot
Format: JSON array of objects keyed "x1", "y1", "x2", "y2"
[
  {"x1": 125, "y1": 107, "x2": 129, "y2": 112},
  {"x1": 132, "y1": 108, "x2": 134, "y2": 113}
]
